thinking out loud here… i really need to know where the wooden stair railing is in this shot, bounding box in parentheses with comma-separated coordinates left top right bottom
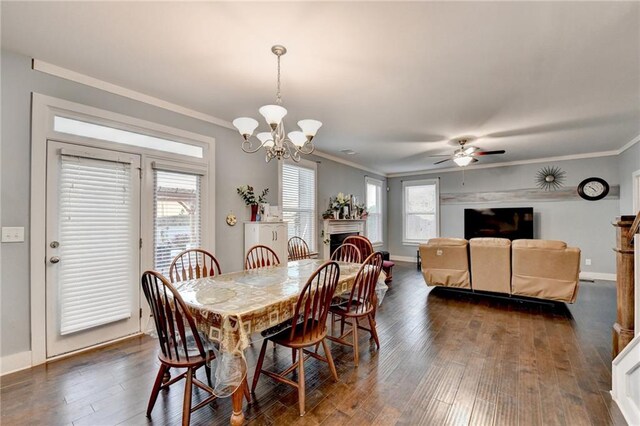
(612, 213, 638, 358)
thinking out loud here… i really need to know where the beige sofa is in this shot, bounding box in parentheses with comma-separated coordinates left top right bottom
(419, 237, 581, 303)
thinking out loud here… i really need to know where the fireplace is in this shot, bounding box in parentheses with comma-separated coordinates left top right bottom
(322, 219, 366, 259)
(330, 232, 358, 257)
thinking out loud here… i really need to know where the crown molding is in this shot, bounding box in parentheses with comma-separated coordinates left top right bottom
(312, 150, 387, 177)
(618, 133, 640, 154)
(32, 59, 235, 130)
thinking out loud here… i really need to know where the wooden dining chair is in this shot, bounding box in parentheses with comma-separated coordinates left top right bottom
(251, 261, 340, 416)
(288, 236, 311, 261)
(169, 248, 222, 283)
(330, 242, 362, 264)
(327, 252, 383, 367)
(343, 235, 374, 259)
(141, 270, 217, 426)
(245, 245, 281, 270)
(344, 235, 394, 283)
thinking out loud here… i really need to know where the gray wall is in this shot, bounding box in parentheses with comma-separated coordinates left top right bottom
(388, 156, 621, 274)
(309, 153, 387, 252)
(0, 49, 385, 358)
(618, 141, 640, 215)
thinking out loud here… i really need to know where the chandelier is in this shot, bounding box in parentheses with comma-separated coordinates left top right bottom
(232, 45, 322, 163)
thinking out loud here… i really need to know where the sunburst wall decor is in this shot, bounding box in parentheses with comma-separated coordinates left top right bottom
(535, 166, 566, 191)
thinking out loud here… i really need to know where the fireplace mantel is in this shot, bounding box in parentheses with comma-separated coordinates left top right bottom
(322, 219, 366, 259)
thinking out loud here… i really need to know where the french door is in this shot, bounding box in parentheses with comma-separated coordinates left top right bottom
(46, 141, 141, 357)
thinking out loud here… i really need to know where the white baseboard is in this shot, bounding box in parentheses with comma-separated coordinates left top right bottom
(390, 255, 417, 263)
(579, 271, 616, 281)
(0, 351, 32, 376)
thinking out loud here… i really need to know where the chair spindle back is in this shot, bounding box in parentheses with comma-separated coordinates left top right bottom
(141, 270, 205, 362)
(345, 252, 383, 315)
(289, 261, 340, 342)
(343, 235, 374, 260)
(331, 243, 362, 264)
(245, 245, 281, 270)
(169, 248, 222, 283)
(288, 236, 311, 261)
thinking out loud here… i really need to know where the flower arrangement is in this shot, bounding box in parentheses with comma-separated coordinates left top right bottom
(331, 192, 350, 210)
(322, 193, 368, 220)
(237, 185, 269, 206)
(355, 203, 368, 219)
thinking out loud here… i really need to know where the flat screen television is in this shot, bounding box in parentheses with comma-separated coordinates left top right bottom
(464, 207, 534, 240)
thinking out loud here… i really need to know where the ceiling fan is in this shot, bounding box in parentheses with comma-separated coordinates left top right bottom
(431, 139, 505, 167)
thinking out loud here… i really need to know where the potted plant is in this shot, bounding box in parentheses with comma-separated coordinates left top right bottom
(237, 185, 269, 221)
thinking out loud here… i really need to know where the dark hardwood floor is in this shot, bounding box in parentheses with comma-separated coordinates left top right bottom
(1, 262, 626, 425)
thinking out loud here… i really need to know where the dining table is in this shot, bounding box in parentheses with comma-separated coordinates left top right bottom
(173, 258, 388, 425)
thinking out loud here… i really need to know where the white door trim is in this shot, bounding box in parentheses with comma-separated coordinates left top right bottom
(30, 93, 216, 366)
(632, 169, 640, 213)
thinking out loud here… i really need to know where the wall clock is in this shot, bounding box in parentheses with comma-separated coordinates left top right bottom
(577, 177, 609, 201)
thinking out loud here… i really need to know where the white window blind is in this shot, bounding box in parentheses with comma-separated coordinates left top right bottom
(282, 162, 316, 251)
(153, 169, 202, 275)
(403, 179, 439, 244)
(366, 177, 383, 245)
(58, 154, 136, 335)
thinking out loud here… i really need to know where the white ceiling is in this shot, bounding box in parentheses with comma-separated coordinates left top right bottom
(2, 1, 639, 174)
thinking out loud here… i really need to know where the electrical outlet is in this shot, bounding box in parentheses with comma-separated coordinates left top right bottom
(2, 227, 25, 243)
(585, 258, 592, 266)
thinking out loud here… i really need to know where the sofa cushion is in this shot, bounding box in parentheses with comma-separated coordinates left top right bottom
(512, 239, 567, 250)
(469, 238, 511, 294)
(425, 238, 468, 247)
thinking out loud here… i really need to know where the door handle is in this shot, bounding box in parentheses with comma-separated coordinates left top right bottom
(50, 256, 61, 264)
(275, 231, 277, 241)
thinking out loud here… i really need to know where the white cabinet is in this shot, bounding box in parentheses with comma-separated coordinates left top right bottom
(244, 222, 288, 265)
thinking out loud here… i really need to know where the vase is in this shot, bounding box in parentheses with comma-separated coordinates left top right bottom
(250, 204, 258, 221)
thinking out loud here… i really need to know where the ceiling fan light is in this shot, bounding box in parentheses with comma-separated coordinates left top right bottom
(453, 155, 474, 167)
(259, 105, 287, 128)
(232, 117, 259, 139)
(288, 131, 307, 146)
(257, 132, 274, 147)
(298, 119, 322, 138)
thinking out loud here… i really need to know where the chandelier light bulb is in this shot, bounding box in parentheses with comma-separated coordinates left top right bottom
(288, 131, 307, 147)
(259, 105, 288, 129)
(257, 132, 274, 148)
(232, 117, 259, 139)
(297, 119, 323, 139)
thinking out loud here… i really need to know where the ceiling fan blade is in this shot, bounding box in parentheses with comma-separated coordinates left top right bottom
(474, 150, 506, 156)
(434, 158, 452, 165)
(427, 154, 453, 157)
(463, 146, 478, 155)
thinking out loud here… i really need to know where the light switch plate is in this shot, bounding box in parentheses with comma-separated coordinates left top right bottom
(2, 227, 25, 243)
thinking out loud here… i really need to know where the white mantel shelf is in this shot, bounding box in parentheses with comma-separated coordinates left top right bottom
(322, 219, 367, 259)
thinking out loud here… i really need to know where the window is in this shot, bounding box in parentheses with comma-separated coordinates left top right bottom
(403, 179, 439, 244)
(365, 177, 383, 245)
(153, 167, 203, 275)
(281, 160, 317, 252)
(54, 116, 204, 158)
